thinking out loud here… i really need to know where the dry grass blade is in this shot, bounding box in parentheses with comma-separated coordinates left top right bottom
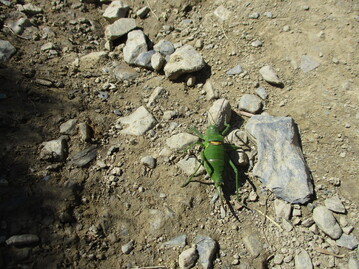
(315, 247, 345, 258)
(145, 0, 159, 21)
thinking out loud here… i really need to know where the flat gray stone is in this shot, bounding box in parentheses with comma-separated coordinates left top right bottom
(105, 18, 136, 41)
(301, 55, 320, 73)
(259, 65, 283, 86)
(249, 12, 260, 19)
(161, 234, 187, 249)
(324, 195, 346, 213)
(164, 45, 205, 80)
(336, 234, 359, 250)
(207, 98, 231, 131)
(245, 115, 313, 204)
(103, 1, 129, 22)
(313, 206, 342, 239)
(243, 233, 263, 258)
(0, 40, 16, 62)
(134, 50, 155, 69)
(19, 3, 42, 15)
(195, 235, 218, 269)
(70, 145, 97, 167)
(154, 40, 175, 56)
(166, 133, 198, 151)
(40, 138, 67, 162)
(78, 123, 92, 142)
(118, 106, 156, 136)
(226, 64, 243, 75)
(177, 157, 205, 176)
(124, 30, 148, 65)
(238, 94, 263, 114)
(256, 87, 268, 99)
(294, 249, 313, 269)
(179, 246, 198, 269)
(6, 234, 39, 246)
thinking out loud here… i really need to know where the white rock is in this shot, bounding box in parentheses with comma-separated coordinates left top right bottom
(117, 106, 156, 136)
(123, 30, 148, 65)
(179, 246, 198, 269)
(204, 80, 219, 101)
(103, 1, 129, 22)
(105, 18, 136, 41)
(40, 138, 67, 161)
(313, 206, 342, 239)
(78, 123, 92, 142)
(238, 94, 263, 114)
(177, 157, 204, 176)
(207, 98, 231, 131)
(259, 65, 283, 86)
(151, 52, 166, 71)
(137, 6, 150, 19)
(166, 133, 198, 151)
(60, 119, 77, 135)
(164, 45, 205, 80)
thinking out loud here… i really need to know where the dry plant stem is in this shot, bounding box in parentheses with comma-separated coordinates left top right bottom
(145, 0, 159, 21)
(252, 207, 283, 231)
(315, 247, 345, 258)
(235, 109, 255, 118)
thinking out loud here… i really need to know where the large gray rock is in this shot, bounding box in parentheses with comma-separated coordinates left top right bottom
(105, 18, 136, 40)
(123, 30, 148, 65)
(195, 235, 218, 269)
(103, 1, 129, 22)
(259, 65, 283, 86)
(117, 106, 156, 136)
(207, 98, 231, 131)
(245, 115, 313, 204)
(313, 206, 342, 239)
(164, 45, 205, 80)
(0, 40, 16, 62)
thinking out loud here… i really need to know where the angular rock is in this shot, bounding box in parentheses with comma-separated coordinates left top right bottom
(7, 18, 32, 35)
(154, 40, 175, 56)
(147, 86, 165, 107)
(105, 18, 136, 41)
(301, 55, 320, 73)
(336, 234, 359, 250)
(203, 80, 219, 101)
(151, 52, 166, 71)
(256, 87, 268, 99)
(112, 62, 139, 81)
(213, 5, 232, 21)
(137, 6, 150, 19)
(245, 115, 313, 204)
(324, 195, 346, 213)
(19, 3, 42, 15)
(121, 240, 134, 254)
(195, 235, 218, 269)
(60, 119, 77, 135)
(161, 234, 187, 249)
(123, 30, 148, 65)
(164, 45, 205, 80)
(103, 1, 129, 22)
(179, 246, 198, 269)
(166, 133, 198, 151)
(259, 65, 283, 86)
(313, 206, 342, 239)
(141, 156, 156, 169)
(70, 145, 97, 167)
(226, 64, 243, 75)
(249, 12, 260, 19)
(0, 40, 16, 62)
(6, 234, 39, 246)
(207, 98, 231, 131)
(118, 106, 156, 136)
(238, 94, 263, 114)
(177, 157, 204, 176)
(243, 233, 263, 258)
(251, 40, 263, 47)
(274, 199, 292, 220)
(134, 50, 155, 69)
(294, 249, 313, 269)
(40, 138, 67, 162)
(78, 123, 92, 142)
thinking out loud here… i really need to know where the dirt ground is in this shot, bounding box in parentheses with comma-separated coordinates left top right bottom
(0, 0, 358, 268)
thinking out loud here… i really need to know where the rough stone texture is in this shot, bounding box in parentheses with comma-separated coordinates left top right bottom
(151, 52, 166, 71)
(213, 5, 232, 21)
(147, 86, 165, 107)
(313, 206, 342, 239)
(78, 123, 92, 142)
(70, 145, 97, 167)
(238, 94, 263, 113)
(112, 62, 139, 81)
(137, 6, 150, 19)
(79, 51, 108, 71)
(140, 156, 156, 169)
(19, 3, 42, 15)
(179, 246, 198, 269)
(245, 115, 313, 204)
(154, 40, 175, 56)
(117, 106, 156, 136)
(60, 119, 77, 135)
(207, 98, 231, 131)
(166, 133, 198, 151)
(7, 18, 32, 35)
(121, 240, 134, 254)
(294, 249, 313, 269)
(40, 138, 67, 162)
(177, 156, 205, 176)
(123, 30, 148, 65)
(105, 18, 136, 40)
(195, 235, 218, 269)
(134, 50, 155, 69)
(164, 45, 205, 80)
(301, 55, 320, 73)
(256, 87, 268, 99)
(103, 1, 129, 22)
(259, 65, 283, 86)
(324, 195, 346, 213)
(243, 233, 263, 258)
(226, 64, 243, 75)
(336, 234, 359, 250)
(348, 257, 359, 269)
(274, 199, 292, 220)
(0, 40, 16, 62)
(6, 234, 39, 246)
(161, 235, 187, 249)
(203, 80, 219, 101)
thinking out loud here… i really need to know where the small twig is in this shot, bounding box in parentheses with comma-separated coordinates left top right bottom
(235, 109, 256, 118)
(145, 0, 159, 21)
(251, 207, 283, 231)
(315, 247, 345, 258)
